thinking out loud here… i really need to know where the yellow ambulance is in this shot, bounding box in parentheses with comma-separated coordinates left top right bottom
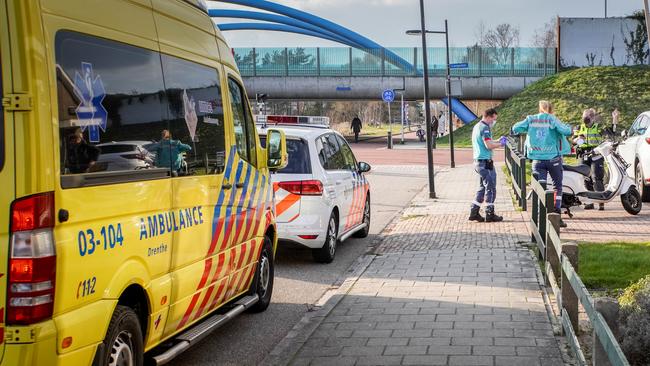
(0, 0, 288, 364)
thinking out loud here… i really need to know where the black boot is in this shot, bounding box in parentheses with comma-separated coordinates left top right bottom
(485, 206, 503, 222)
(468, 206, 485, 222)
(584, 203, 595, 210)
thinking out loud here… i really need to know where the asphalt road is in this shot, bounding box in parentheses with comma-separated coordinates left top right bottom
(166, 164, 428, 366)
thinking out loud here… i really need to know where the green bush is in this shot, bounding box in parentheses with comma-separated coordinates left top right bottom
(618, 275, 650, 365)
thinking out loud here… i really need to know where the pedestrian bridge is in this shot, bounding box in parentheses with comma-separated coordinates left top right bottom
(234, 47, 556, 100)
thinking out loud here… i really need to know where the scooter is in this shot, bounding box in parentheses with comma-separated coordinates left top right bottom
(561, 140, 642, 216)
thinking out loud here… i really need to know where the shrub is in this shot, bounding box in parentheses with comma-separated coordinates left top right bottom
(618, 275, 650, 365)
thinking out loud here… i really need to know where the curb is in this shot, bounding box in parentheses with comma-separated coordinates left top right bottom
(260, 253, 375, 366)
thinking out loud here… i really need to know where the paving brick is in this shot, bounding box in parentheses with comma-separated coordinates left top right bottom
(402, 355, 448, 365)
(472, 346, 517, 356)
(408, 337, 452, 346)
(383, 345, 427, 356)
(367, 338, 409, 346)
(354, 355, 403, 365)
(494, 338, 537, 347)
(375, 322, 414, 330)
(495, 356, 542, 366)
(340, 345, 385, 356)
(427, 345, 472, 355)
(351, 330, 393, 338)
(391, 329, 433, 338)
(449, 355, 494, 365)
(451, 337, 493, 346)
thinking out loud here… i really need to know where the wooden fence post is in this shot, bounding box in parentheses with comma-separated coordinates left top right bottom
(519, 156, 527, 211)
(562, 242, 580, 332)
(546, 213, 561, 286)
(593, 298, 621, 366)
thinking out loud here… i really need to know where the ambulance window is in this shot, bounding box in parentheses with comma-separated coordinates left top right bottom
(161, 55, 226, 176)
(227, 78, 257, 166)
(55, 31, 170, 188)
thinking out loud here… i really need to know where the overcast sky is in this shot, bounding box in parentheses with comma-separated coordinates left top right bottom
(208, 0, 641, 48)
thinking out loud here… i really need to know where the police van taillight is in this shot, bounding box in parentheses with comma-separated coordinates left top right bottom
(8, 192, 56, 325)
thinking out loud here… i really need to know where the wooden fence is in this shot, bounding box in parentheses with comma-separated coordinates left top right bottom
(504, 135, 527, 210)
(529, 178, 629, 366)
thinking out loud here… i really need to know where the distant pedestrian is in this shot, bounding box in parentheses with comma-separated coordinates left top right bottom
(351, 116, 362, 143)
(469, 108, 507, 223)
(438, 112, 447, 137)
(437, 112, 447, 137)
(431, 114, 439, 140)
(612, 107, 620, 132)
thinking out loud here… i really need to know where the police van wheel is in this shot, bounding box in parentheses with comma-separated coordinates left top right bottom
(353, 195, 371, 238)
(247, 235, 274, 313)
(313, 212, 338, 263)
(94, 305, 144, 366)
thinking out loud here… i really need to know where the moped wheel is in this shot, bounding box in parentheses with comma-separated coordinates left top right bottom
(621, 187, 642, 215)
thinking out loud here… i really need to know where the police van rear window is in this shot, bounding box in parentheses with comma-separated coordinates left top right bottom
(260, 136, 311, 174)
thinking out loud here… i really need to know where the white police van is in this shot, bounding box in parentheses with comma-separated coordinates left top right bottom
(258, 116, 371, 263)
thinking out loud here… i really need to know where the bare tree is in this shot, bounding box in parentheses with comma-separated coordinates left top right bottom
(532, 18, 557, 48)
(481, 23, 520, 66)
(474, 21, 487, 46)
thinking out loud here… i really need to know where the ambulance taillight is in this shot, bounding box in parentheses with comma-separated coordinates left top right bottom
(7, 192, 56, 325)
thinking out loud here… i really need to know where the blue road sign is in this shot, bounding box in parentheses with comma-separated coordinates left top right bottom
(449, 62, 469, 69)
(382, 89, 395, 102)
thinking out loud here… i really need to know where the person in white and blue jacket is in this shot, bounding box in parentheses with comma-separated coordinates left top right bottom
(512, 100, 572, 227)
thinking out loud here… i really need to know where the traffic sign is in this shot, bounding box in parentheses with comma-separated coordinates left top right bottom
(449, 62, 469, 69)
(382, 89, 395, 102)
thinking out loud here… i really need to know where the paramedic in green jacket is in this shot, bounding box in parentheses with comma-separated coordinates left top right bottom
(512, 101, 572, 227)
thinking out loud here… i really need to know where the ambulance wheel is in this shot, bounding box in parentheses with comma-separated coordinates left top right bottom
(313, 212, 338, 263)
(353, 195, 371, 238)
(247, 235, 274, 313)
(94, 305, 143, 366)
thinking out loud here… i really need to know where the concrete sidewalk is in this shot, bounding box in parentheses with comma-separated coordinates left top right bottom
(267, 164, 570, 366)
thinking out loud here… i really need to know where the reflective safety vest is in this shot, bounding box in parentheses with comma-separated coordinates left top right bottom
(575, 123, 603, 148)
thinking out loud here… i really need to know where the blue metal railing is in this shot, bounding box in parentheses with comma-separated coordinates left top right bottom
(233, 47, 556, 77)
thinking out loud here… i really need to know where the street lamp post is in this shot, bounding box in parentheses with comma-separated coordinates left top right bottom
(444, 20, 455, 168)
(406, 0, 436, 199)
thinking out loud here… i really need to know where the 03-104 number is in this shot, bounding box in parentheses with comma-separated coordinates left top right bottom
(78, 223, 124, 257)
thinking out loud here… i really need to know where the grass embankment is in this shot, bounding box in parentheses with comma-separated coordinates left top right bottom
(438, 66, 650, 148)
(579, 242, 650, 292)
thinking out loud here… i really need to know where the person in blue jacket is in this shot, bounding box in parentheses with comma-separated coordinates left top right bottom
(512, 100, 572, 227)
(469, 108, 507, 223)
(153, 129, 192, 176)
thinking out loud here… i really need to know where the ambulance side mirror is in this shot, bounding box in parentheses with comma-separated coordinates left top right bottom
(266, 129, 288, 171)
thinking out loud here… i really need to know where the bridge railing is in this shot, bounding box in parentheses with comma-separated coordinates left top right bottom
(234, 47, 556, 77)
